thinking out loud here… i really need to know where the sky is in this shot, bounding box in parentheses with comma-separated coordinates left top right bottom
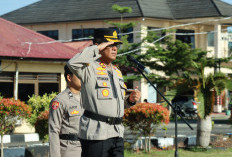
(0, 0, 40, 15)
(0, 0, 232, 15)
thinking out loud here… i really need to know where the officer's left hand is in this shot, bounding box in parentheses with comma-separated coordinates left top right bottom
(129, 86, 141, 103)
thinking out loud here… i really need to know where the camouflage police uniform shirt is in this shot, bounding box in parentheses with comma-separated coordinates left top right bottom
(49, 88, 83, 157)
(67, 45, 129, 140)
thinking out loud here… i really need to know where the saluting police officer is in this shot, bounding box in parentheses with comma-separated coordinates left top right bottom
(67, 28, 141, 157)
(49, 65, 83, 157)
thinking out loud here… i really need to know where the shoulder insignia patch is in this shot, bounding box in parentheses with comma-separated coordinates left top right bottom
(52, 101, 59, 110)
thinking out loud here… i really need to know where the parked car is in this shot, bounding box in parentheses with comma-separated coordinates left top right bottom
(171, 95, 198, 119)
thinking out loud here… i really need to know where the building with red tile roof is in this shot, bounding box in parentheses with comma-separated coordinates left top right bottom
(64, 40, 93, 52)
(0, 18, 82, 102)
(0, 18, 79, 60)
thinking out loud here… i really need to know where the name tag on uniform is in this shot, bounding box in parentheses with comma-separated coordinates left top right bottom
(97, 77, 109, 81)
(69, 106, 77, 109)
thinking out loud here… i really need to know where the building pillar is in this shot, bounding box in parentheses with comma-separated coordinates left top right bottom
(213, 24, 222, 113)
(14, 63, 19, 100)
(214, 24, 222, 59)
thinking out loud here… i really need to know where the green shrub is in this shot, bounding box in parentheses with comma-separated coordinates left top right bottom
(35, 110, 49, 141)
(27, 92, 56, 126)
(124, 141, 132, 151)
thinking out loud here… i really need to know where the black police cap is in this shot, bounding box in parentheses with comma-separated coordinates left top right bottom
(94, 28, 122, 44)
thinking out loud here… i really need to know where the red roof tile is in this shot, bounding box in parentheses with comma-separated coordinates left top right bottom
(64, 40, 93, 51)
(0, 18, 79, 60)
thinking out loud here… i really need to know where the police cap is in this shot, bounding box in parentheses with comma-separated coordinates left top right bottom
(93, 28, 122, 44)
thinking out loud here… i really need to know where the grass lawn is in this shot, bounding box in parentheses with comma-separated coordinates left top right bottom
(124, 148, 232, 157)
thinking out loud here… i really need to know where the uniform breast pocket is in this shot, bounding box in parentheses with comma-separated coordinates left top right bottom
(119, 81, 127, 100)
(68, 107, 81, 125)
(96, 80, 113, 99)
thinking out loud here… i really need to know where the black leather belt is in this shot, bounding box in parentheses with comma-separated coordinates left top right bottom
(83, 110, 123, 125)
(59, 134, 79, 141)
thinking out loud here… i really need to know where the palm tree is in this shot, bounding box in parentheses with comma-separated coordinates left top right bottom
(195, 73, 228, 147)
(175, 55, 231, 147)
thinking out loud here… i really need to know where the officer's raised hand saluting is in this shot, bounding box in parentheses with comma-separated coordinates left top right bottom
(67, 28, 141, 157)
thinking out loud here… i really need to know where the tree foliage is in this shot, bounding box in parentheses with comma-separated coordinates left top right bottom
(138, 30, 232, 118)
(106, 4, 143, 84)
(112, 4, 132, 14)
(111, 4, 132, 24)
(110, 4, 232, 119)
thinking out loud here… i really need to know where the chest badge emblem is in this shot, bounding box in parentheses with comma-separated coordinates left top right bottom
(102, 89, 109, 97)
(71, 110, 79, 115)
(102, 82, 108, 87)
